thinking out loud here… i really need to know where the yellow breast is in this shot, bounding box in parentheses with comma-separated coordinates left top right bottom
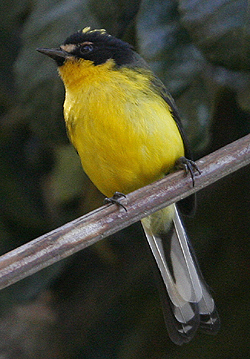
(59, 59, 184, 197)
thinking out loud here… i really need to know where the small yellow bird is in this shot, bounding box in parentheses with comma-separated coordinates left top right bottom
(38, 27, 219, 344)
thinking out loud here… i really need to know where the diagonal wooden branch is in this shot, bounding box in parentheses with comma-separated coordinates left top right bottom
(0, 134, 249, 291)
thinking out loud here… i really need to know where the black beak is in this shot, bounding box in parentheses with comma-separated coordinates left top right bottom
(36, 48, 69, 66)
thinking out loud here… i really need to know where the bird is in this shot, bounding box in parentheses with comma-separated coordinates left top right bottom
(37, 27, 220, 345)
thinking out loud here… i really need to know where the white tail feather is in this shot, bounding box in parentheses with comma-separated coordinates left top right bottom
(141, 204, 219, 343)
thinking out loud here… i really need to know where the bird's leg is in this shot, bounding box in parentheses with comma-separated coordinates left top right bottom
(104, 191, 127, 211)
(175, 157, 201, 187)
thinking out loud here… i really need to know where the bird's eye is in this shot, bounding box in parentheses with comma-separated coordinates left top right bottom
(79, 44, 94, 54)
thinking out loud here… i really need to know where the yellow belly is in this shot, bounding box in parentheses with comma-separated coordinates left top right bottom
(62, 64, 184, 197)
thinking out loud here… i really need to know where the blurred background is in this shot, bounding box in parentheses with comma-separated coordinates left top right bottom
(0, 0, 250, 357)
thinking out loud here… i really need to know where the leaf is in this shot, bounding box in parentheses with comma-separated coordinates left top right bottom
(0, 0, 30, 110)
(89, 0, 142, 38)
(178, 0, 250, 71)
(46, 144, 87, 205)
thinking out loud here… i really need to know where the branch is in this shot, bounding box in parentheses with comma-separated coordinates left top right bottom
(0, 134, 249, 290)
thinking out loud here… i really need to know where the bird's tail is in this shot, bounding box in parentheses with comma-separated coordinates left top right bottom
(141, 204, 220, 345)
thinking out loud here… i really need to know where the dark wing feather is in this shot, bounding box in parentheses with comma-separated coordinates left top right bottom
(150, 76, 196, 215)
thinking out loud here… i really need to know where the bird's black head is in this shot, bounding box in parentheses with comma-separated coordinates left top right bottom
(37, 27, 136, 67)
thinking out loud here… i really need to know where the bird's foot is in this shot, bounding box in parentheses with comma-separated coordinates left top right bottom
(175, 157, 201, 187)
(104, 192, 127, 211)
